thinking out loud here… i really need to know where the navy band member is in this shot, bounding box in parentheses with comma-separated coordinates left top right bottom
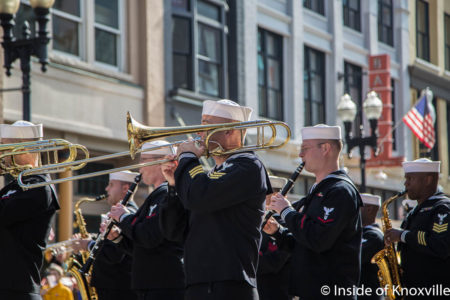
(359, 193, 383, 300)
(74, 171, 138, 300)
(258, 176, 292, 300)
(160, 99, 272, 300)
(108, 141, 185, 300)
(266, 124, 363, 300)
(0, 121, 59, 300)
(385, 159, 450, 298)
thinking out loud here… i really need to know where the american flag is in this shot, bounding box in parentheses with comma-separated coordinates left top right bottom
(402, 94, 435, 149)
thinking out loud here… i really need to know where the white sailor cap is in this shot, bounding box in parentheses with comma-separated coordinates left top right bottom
(269, 176, 288, 190)
(109, 170, 139, 183)
(301, 124, 341, 141)
(402, 158, 440, 173)
(361, 193, 381, 207)
(141, 140, 176, 156)
(202, 99, 253, 122)
(0, 120, 43, 139)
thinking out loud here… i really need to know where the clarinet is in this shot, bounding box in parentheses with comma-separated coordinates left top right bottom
(79, 174, 142, 275)
(262, 162, 305, 228)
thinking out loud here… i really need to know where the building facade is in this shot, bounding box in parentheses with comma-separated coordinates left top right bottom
(163, 0, 414, 210)
(0, 0, 165, 237)
(408, 0, 450, 193)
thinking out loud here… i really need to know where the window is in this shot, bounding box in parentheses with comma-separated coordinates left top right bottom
(416, 0, 429, 61)
(303, 0, 325, 16)
(344, 62, 363, 135)
(258, 28, 283, 120)
(75, 162, 112, 196)
(95, 0, 120, 66)
(445, 14, 450, 70)
(52, 0, 124, 68)
(171, 0, 227, 97)
(304, 46, 325, 126)
(343, 0, 360, 31)
(378, 0, 393, 46)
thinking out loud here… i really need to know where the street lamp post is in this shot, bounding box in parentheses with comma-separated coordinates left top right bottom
(337, 91, 383, 192)
(0, 0, 54, 121)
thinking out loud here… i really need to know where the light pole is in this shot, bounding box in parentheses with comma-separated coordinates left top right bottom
(337, 91, 383, 192)
(0, 0, 54, 121)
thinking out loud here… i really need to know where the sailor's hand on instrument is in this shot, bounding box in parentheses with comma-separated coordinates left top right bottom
(72, 238, 91, 252)
(110, 203, 129, 222)
(263, 217, 279, 235)
(384, 228, 402, 245)
(162, 154, 178, 186)
(268, 192, 291, 214)
(107, 225, 121, 241)
(177, 138, 205, 158)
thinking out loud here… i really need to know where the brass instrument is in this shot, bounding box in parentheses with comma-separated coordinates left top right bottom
(44, 239, 78, 257)
(17, 112, 291, 190)
(371, 190, 407, 300)
(0, 138, 89, 177)
(66, 194, 106, 300)
(127, 111, 291, 159)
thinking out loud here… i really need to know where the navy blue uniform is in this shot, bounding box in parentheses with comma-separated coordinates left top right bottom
(91, 200, 138, 300)
(398, 191, 450, 299)
(117, 183, 185, 300)
(0, 175, 59, 300)
(257, 229, 292, 300)
(160, 151, 271, 300)
(360, 223, 383, 300)
(275, 170, 362, 299)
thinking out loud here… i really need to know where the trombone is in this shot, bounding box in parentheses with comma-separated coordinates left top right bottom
(17, 112, 291, 190)
(0, 139, 89, 177)
(127, 112, 291, 159)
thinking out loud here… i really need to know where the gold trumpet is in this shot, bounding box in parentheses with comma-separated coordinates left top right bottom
(16, 112, 291, 190)
(0, 138, 89, 177)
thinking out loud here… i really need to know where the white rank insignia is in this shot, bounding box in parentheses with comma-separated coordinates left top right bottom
(220, 162, 234, 170)
(3, 190, 16, 197)
(148, 204, 157, 217)
(323, 207, 334, 220)
(433, 213, 448, 233)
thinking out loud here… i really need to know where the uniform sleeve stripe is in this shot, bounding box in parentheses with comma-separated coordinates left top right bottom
(208, 172, 226, 179)
(417, 231, 427, 246)
(188, 165, 203, 176)
(190, 170, 204, 179)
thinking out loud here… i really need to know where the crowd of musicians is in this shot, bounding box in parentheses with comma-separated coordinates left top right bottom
(0, 99, 449, 300)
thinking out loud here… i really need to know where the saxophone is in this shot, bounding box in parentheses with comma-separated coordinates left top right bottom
(67, 194, 106, 300)
(371, 190, 407, 300)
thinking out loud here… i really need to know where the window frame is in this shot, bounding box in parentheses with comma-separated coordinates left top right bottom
(343, 0, 361, 32)
(50, 0, 126, 71)
(416, 0, 430, 61)
(304, 46, 326, 126)
(378, 0, 394, 46)
(257, 27, 284, 121)
(171, 0, 228, 98)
